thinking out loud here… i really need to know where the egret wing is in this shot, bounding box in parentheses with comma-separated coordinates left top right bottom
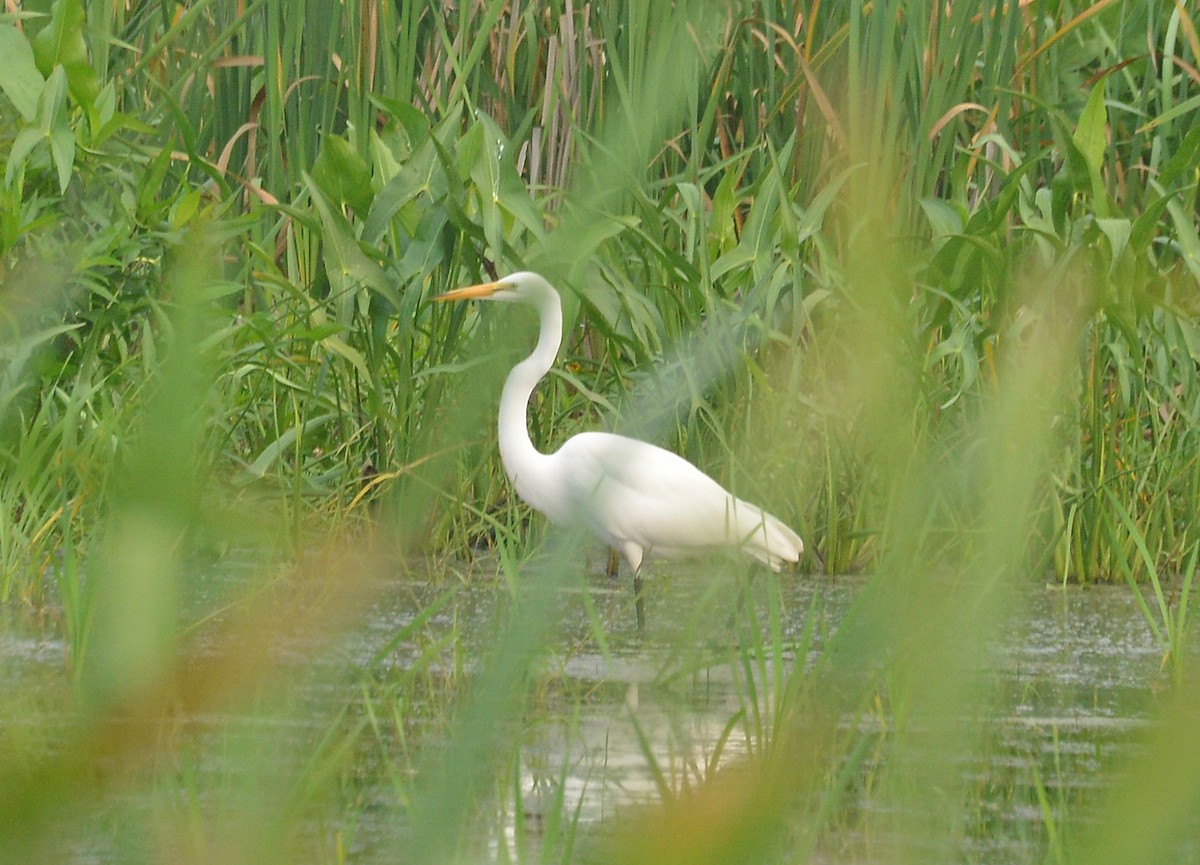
(556, 432, 749, 555)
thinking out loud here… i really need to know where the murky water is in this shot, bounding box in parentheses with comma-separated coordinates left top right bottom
(343, 565, 1173, 863)
(0, 561, 1184, 863)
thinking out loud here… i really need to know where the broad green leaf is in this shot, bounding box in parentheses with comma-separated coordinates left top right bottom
(461, 114, 545, 261)
(794, 164, 855, 243)
(48, 116, 75, 193)
(1071, 74, 1110, 217)
(1166, 197, 1200, 285)
(460, 122, 504, 259)
(1095, 218, 1131, 272)
(320, 334, 371, 380)
(168, 187, 204, 230)
(4, 127, 41, 188)
(1072, 78, 1108, 173)
(920, 198, 964, 243)
(395, 207, 449, 282)
(312, 131, 374, 219)
(34, 65, 76, 191)
(31, 0, 99, 112)
(304, 173, 402, 318)
(708, 153, 748, 256)
(136, 143, 175, 222)
(1130, 187, 1176, 253)
(37, 63, 69, 126)
(712, 163, 781, 281)
(0, 25, 45, 121)
(676, 181, 703, 262)
(363, 136, 445, 245)
(478, 113, 543, 240)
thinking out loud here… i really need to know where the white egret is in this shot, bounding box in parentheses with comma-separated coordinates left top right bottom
(434, 272, 803, 622)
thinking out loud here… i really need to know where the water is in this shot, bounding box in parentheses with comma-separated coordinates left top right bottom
(0, 560, 1184, 863)
(342, 565, 1173, 863)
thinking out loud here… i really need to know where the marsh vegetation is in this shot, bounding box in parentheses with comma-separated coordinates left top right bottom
(2, 1, 1199, 863)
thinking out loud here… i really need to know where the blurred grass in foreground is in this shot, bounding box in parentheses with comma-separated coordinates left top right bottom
(2, 0, 1200, 863)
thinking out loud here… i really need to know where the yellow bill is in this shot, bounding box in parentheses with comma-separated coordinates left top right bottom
(432, 280, 507, 302)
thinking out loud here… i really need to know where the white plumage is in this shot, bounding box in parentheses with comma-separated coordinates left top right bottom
(435, 271, 803, 583)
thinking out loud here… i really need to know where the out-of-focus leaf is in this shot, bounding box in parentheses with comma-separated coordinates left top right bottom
(3, 67, 73, 191)
(305, 174, 402, 318)
(1071, 74, 1110, 217)
(711, 166, 781, 281)
(48, 117, 75, 194)
(1095, 217, 1131, 273)
(1158, 123, 1200, 190)
(462, 115, 545, 262)
(478, 114, 544, 240)
(4, 128, 41, 189)
(1130, 187, 1176, 254)
(363, 136, 445, 245)
(921, 198, 964, 244)
(31, 0, 99, 112)
(0, 25, 45, 121)
(313, 132, 375, 219)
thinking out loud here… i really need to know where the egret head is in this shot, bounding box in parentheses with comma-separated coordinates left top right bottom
(432, 271, 553, 305)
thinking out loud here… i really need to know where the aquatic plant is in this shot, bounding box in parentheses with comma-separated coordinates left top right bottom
(1, 1, 1199, 863)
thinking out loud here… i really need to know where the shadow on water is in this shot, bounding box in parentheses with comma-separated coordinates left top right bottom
(0, 557, 1180, 864)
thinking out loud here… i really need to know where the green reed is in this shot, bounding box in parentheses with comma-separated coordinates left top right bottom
(3, 0, 1200, 863)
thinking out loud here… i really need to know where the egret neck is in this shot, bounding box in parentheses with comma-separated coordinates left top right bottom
(496, 281, 562, 514)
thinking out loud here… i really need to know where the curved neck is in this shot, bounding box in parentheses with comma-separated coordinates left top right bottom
(498, 288, 563, 486)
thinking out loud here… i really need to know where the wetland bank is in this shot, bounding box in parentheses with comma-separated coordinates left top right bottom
(4, 1, 1200, 863)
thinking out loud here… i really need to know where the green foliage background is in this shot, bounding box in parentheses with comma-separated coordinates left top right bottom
(2, 1, 1200, 863)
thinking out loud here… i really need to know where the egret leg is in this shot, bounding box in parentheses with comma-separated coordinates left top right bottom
(606, 548, 620, 580)
(726, 565, 758, 637)
(633, 567, 646, 631)
(621, 543, 646, 632)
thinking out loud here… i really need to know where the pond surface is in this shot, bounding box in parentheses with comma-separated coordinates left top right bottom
(338, 564, 1174, 863)
(0, 560, 1185, 864)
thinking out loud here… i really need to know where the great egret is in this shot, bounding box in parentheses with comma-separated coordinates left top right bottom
(434, 272, 803, 623)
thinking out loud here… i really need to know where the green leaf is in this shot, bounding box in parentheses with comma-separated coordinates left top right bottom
(362, 135, 445, 245)
(920, 198, 964, 243)
(394, 207, 449, 282)
(320, 334, 371, 380)
(1137, 92, 1200, 133)
(4, 127, 42, 189)
(304, 173, 402, 319)
(1129, 187, 1176, 254)
(460, 122, 504, 259)
(31, 0, 99, 112)
(167, 187, 204, 230)
(312, 132, 375, 219)
(1072, 80, 1108, 173)
(1095, 217, 1130, 274)
(711, 162, 781, 281)
(1158, 123, 1200, 190)
(38, 63, 68, 124)
(479, 114, 544, 240)
(0, 25, 45, 121)
(794, 163, 855, 243)
(1071, 74, 1110, 217)
(708, 154, 749, 255)
(1166, 197, 1200, 285)
(48, 116, 75, 193)
(461, 114, 544, 261)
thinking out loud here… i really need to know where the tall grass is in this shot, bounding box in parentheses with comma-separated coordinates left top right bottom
(2, 0, 1200, 862)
